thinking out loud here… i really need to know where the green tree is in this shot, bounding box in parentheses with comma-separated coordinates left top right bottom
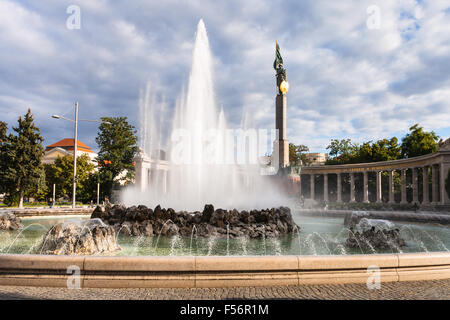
(401, 124, 439, 158)
(0, 121, 7, 193)
(326, 139, 359, 164)
(96, 117, 138, 198)
(356, 138, 401, 163)
(32, 166, 48, 202)
(289, 143, 309, 165)
(45, 154, 95, 202)
(0, 121, 6, 143)
(1, 109, 44, 208)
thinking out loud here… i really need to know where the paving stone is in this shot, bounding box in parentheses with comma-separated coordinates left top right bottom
(0, 280, 449, 300)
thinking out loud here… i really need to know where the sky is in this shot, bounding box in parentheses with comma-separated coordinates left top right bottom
(0, 0, 449, 153)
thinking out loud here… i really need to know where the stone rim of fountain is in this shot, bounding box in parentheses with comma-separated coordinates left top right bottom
(0, 251, 449, 288)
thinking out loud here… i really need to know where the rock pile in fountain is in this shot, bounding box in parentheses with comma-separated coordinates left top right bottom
(346, 218, 406, 250)
(91, 204, 298, 239)
(37, 219, 121, 255)
(0, 213, 23, 231)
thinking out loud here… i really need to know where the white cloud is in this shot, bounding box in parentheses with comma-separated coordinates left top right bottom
(0, 0, 448, 153)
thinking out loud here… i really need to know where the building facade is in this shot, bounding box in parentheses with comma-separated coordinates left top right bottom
(42, 138, 97, 165)
(298, 138, 450, 205)
(304, 153, 328, 166)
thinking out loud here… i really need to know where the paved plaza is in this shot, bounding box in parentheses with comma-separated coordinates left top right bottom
(0, 280, 448, 300)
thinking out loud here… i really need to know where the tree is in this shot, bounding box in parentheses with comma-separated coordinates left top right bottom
(401, 124, 439, 158)
(326, 139, 359, 164)
(289, 143, 309, 165)
(356, 138, 401, 163)
(96, 117, 138, 197)
(44, 154, 95, 202)
(0, 121, 8, 194)
(1, 109, 44, 208)
(0, 121, 6, 143)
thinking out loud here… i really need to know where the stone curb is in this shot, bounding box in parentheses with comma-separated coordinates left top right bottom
(0, 252, 449, 288)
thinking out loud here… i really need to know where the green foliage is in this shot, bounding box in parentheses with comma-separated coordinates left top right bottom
(401, 124, 439, 158)
(356, 138, 401, 163)
(96, 117, 138, 197)
(77, 172, 101, 204)
(0, 121, 6, 143)
(0, 121, 8, 193)
(325, 124, 438, 165)
(30, 166, 48, 201)
(0, 109, 44, 207)
(327, 139, 358, 158)
(289, 143, 309, 165)
(44, 154, 95, 201)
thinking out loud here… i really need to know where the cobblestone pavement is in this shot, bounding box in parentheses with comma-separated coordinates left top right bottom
(0, 280, 449, 300)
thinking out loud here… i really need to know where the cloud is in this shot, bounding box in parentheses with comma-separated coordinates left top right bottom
(0, 0, 449, 154)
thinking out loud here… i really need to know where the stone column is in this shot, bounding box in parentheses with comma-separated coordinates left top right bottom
(400, 169, 407, 204)
(337, 173, 342, 203)
(363, 171, 369, 203)
(422, 166, 429, 204)
(310, 174, 315, 200)
(376, 171, 382, 203)
(432, 165, 438, 204)
(440, 162, 450, 205)
(133, 156, 148, 191)
(412, 167, 418, 204)
(323, 174, 328, 203)
(349, 173, 355, 202)
(298, 174, 302, 199)
(388, 170, 395, 204)
(275, 73, 289, 167)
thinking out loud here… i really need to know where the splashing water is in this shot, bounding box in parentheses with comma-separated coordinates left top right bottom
(169, 235, 183, 256)
(121, 19, 291, 211)
(206, 236, 217, 256)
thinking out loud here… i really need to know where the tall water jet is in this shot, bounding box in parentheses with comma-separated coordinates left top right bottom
(123, 19, 291, 211)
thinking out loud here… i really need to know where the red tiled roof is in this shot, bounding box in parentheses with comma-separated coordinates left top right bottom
(45, 138, 93, 153)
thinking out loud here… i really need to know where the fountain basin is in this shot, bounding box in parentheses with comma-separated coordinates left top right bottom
(1, 214, 449, 255)
(0, 213, 449, 287)
(0, 252, 449, 288)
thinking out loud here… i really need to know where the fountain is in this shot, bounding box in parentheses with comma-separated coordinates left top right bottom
(92, 203, 298, 239)
(37, 219, 120, 255)
(0, 19, 449, 289)
(123, 19, 290, 212)
(0, 212, 23, 231)
(346, 218, 406, 251)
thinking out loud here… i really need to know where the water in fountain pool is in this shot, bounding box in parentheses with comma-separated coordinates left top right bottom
(1, 214, 449, 256)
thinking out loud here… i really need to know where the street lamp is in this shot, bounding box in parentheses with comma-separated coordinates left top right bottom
(52, 102, 106, 209)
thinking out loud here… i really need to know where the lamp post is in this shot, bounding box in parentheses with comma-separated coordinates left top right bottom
(52, 102, 106, 209)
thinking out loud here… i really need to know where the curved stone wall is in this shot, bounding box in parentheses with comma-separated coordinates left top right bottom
(0, 252, 449, 288)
